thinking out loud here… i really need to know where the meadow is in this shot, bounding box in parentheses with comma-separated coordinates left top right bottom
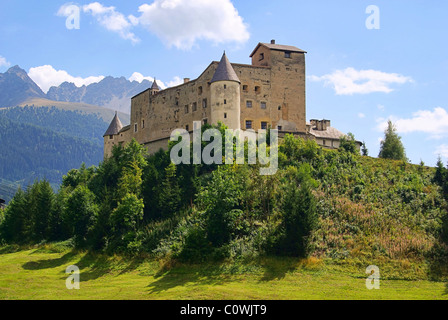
(0, 244, 446, 300)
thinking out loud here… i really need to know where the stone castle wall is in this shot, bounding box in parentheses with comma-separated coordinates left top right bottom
(104, 42, 308, 157)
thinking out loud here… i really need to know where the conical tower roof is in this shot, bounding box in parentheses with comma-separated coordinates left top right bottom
(103, 112, 123, 137)
(210, 52, 240, 84)
(151, 78, 160, 90)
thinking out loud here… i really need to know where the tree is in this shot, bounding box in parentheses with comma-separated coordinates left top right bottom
(31, 180, 55, 242)
(339, 133, 359, 155)
(379, 121, 407, 161)
(0, 188, 29, 243)
(361, 141, 369, 156)
(64, 185, 98, 248)
(278, 165, 318, 257)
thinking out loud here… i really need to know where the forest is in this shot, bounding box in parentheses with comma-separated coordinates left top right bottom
(0, 107, 106, 198)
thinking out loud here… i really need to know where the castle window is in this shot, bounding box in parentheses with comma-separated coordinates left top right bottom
(261, 122, 268, 130)
(278, 125, 282, 131)
(185, 105, 189, 114)
(246, 101, 252, 108)
(224, 99, 227, 105)
(259, 53, 264, 61)
(198, 86, 203, 95)
(278, 106, 282, 111)
(109, 135, 113, 140)
(175, 98, 179, 106)
(202, 99, 207, 108)
(192, 102, 197, 112)
(224, 113, 227, 119)
(134, 124, 138, 133)
(285, 51, 292, 58)
(142, 120, 145, 129)
(243, 85, 248, 92)
(261, 102, 267, 109)
(323, 140, 327, 146)
(203, 118, 208, 125)
(224, 84, 227, 89)
(255, 86, 261, 94)
(186, 124, 189, 131)
(246, 120, 253, 129)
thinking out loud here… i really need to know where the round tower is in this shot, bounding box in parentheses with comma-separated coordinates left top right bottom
(103, 111, 123, 159)
(210, 52, 241, 130)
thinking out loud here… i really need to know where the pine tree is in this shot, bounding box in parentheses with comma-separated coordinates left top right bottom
(379, 120, 407, 161)
(32, 180, 54, 242)
(65, 185, 98, 248)
(158, 163, 182, 218)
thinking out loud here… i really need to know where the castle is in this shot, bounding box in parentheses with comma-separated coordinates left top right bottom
(104, 40, 359, 158)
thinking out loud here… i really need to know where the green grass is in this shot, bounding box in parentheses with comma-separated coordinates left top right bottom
(0, 245, 446, 300)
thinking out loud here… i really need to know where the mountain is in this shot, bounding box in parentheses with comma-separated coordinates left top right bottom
(0, 66, 46, 108)
(47, 76, 152, 114)
(0, 65, 152, 115)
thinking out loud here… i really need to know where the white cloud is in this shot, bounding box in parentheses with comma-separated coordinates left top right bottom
(136, 0, 250, 50)
(0, 55, 10, 68)
(358, 113, 366, 119)
(166, 76, 183, 88)
(82, 2, 140, 44)
(376, 107, 448, 138)
(129, 72, 154, 83)
(129, 72, 184, 89)
(57, 3, 76, 17)
(435, 145, 448, 159)
(28, 65, 105, 93)
(309, 67, 413, 95)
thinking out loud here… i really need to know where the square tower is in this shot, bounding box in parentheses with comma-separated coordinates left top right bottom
(250, 40, 307, 132)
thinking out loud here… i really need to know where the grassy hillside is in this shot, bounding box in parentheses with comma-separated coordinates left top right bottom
(17, 98, 130, 124)
(1, 132, 447, 300)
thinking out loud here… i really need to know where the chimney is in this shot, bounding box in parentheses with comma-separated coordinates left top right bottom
(184, 78, 190, 83)
(271, 39, 276, 44)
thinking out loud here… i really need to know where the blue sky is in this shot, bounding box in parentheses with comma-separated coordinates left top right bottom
(0, 0, 447, 166)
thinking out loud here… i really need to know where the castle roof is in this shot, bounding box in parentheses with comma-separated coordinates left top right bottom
(151, 78, 160, 90)
(103, 112, 123, 137)
(250, 42, 307, 57)
(308, 125, 345, 140)
(210, 52, 240, 84)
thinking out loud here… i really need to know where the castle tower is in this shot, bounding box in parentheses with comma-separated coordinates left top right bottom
(103, 111, 123, 158)
(150, 78, 160, 96)
(210, 52, 241, 130)
(249, 40, 307, 132)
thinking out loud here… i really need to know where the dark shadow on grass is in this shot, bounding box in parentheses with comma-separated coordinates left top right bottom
(258, 256, 300, 282)
(146, 263, 231, 295)
(22, 249, 144, 282)
(22, 251, 78, 270)
(66, 252, 145, 282)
